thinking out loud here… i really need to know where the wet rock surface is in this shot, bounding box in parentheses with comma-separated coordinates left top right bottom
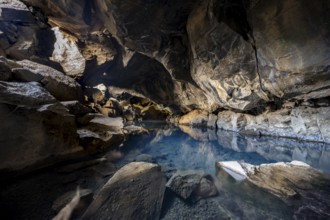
(217, 161, 330, 219)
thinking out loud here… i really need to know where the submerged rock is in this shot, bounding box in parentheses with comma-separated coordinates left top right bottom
(82, 162, 166, 220)
(166, 170, 218, 201)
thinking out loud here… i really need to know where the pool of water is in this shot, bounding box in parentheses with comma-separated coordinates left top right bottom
(120, 122, 330, 173)
(1, 122, 329, 219)
(119, 122, 330, 219)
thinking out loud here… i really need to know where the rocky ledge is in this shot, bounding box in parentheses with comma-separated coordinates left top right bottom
(178, 102, 330, 143)
(217, 160, 330, 219)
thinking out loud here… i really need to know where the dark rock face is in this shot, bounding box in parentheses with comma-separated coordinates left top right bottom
(0, 103, 82, 171)
(12, 0, 330, 112)
(0, 0, 55, 60)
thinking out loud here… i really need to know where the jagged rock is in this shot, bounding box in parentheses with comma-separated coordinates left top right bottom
(12, 59, 83, 101)
(166, 170, 218, 201)
(82, 162, 166, 220)
(61, 101, 92, 116)
(217, 106, 330, 143)
(217, 160, 330, 219)
(0, 81, 56, 106)
(50, 27, 85, 77)
(0, 0, 55, 60)
(179, 110, 209, 127)
(0, 103, 81, 171)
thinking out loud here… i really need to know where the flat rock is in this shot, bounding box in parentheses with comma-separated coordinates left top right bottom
(82, 162, 166, 220)
(0, 81, 56, 106)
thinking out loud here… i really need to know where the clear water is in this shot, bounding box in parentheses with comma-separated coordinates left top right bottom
(1, 122, 329, 219)
(119, 122, 330, 220)
(120, 122, 330, 174)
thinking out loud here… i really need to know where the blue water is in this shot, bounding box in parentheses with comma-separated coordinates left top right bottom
(118, 122, 330, 219)
(120, 122, 330, 173)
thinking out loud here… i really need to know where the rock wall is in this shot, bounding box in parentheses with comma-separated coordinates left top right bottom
(2, 0, 330, 140)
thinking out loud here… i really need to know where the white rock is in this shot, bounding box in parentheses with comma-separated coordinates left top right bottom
(217, 161, 247, 181)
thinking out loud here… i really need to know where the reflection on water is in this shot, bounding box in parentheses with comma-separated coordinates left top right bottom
(121, 123, 330, 173)
(120, 122, 330, 219)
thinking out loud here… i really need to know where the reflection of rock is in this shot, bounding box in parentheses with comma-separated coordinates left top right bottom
(124, 125, 149, 135)
(217, 106, 330, 143)
(217, 129, 330, 172)
(217, 161, 330, 219)
(166, 170, 218, 201)
(179, 125, 210, 141)
(82, 162, 166, 220)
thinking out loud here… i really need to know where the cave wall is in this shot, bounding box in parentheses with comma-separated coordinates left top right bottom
(7, 0, 330, 113)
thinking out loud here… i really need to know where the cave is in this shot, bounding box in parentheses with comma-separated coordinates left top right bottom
(0, 0, 330, 219)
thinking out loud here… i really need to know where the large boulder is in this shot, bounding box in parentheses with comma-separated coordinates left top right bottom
(217, 160, 330, 219)
(82, 162, 166, 220)
(12, 59, 83, 101)
(166, 170, 218, 201)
